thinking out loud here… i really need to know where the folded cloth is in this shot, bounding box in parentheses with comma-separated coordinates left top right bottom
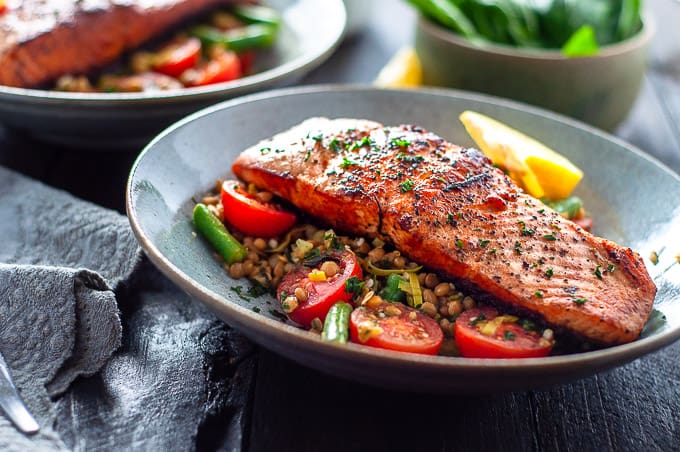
(0, 166, 139, 450)
(0, 266, 121, 451)
(0, 166, 255, 451)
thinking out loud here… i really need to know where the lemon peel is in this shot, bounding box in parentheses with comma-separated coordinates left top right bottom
(374, 47, 422, 88)
(459, 111, 583, 200)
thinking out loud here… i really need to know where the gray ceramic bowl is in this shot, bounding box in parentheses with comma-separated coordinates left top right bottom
(127, 86, 680, 393)
(0, 0, 345, 149)
(415, 15, 654, 131)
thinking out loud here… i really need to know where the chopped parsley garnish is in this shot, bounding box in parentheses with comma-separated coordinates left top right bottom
(390, 138, 412, 147)
(514, 241, 522, 254)
(521, 225, 535, 236)
(328, 138, 342, 152)
(538, 208, 545, 214)
(345, 276, 364, 297)
(488, 248, 497, 254)
(230, 286, 251, 301)
(324, 232, 344, 250)
(594, 265, 603, 280)
(340, 157, 359, 168)
(304, 150, 311, 162)
(303, 248, 321, 261)
(311, 133, 323, 142)
(469, 313, 486, 326)
(252, 307, 261, 313)
(247, 282, 270, 298)
(447, 213, 456, 225)
(347, 136, 374, 151)
(535, 290, 544, 298)
(545, 268, 554, 278)
(543, 234, 557, 241)
(479, 239, 490, 248)
(455, 239, 464, 248)
(607, 264, 616, 273)
(259, 147, 271, 155)
(504, 331, 516, 341)
(399, 179, 415, 192)
(573, 297, 588, 305)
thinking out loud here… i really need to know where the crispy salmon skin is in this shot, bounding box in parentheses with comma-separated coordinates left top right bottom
(232, 118, 656, 346)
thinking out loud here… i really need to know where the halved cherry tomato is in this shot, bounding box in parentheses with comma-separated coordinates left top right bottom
(238, 50, 256, 74)
(349, 301, 443, 355)
(0, 1, 7, 14)
(277, 250, 362, 327)
(220, 180, 296, 237)
(454, 307, 553, 358)
(152, 37, 201, 78)
(181, 48, 241, 87)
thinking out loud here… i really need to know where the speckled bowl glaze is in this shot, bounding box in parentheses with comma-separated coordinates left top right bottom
(127, 86, 680, 393)
(0, 0, 346, 149)
(415, 16, 654, 131)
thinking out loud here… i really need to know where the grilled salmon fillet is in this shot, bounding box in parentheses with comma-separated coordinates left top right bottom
(0, 0, 236, 88)
(232, 118, 656, 346)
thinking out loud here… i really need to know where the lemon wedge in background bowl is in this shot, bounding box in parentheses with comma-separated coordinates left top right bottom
(374, 47, 422, 88)
(459, 111, 583, 200)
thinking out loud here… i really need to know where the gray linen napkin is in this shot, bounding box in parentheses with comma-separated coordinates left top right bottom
(0, 166, 139, 450)
(0, 166, 254, 451)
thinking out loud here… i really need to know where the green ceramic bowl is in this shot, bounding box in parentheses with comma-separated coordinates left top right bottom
(415, 15, 654, 131)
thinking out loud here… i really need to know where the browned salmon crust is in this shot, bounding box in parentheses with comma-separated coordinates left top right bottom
(0, 0, 236, 88)
(232, 118, 657, 346)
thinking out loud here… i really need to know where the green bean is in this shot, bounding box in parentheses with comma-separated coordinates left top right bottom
(190, 24, 277, 53)
(193, 203, 248, 264)
(232, 4, 281, 28)
(322, 302, 352, 344)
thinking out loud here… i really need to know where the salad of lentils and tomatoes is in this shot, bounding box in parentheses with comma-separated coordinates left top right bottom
(193, 179, 558, 358)
(55, 4, 279, 93)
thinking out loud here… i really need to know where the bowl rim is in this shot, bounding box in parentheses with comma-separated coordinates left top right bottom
(416, 12, 655, 60)
(0, 0, 346, 105)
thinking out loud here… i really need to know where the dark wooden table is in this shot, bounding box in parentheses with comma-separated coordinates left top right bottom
(2, 1, 679, 450)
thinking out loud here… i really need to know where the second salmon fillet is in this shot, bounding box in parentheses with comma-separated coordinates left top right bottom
(232, 118, 656, 346)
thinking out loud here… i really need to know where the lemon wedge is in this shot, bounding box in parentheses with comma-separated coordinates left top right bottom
(374, 47, 422, 88)
(459, 111, 583, 200)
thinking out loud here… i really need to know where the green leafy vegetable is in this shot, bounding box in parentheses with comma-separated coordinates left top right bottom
(380, 274, 407, 302)
(407, 0, 644, 55)
(561, 25, 599, 57)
